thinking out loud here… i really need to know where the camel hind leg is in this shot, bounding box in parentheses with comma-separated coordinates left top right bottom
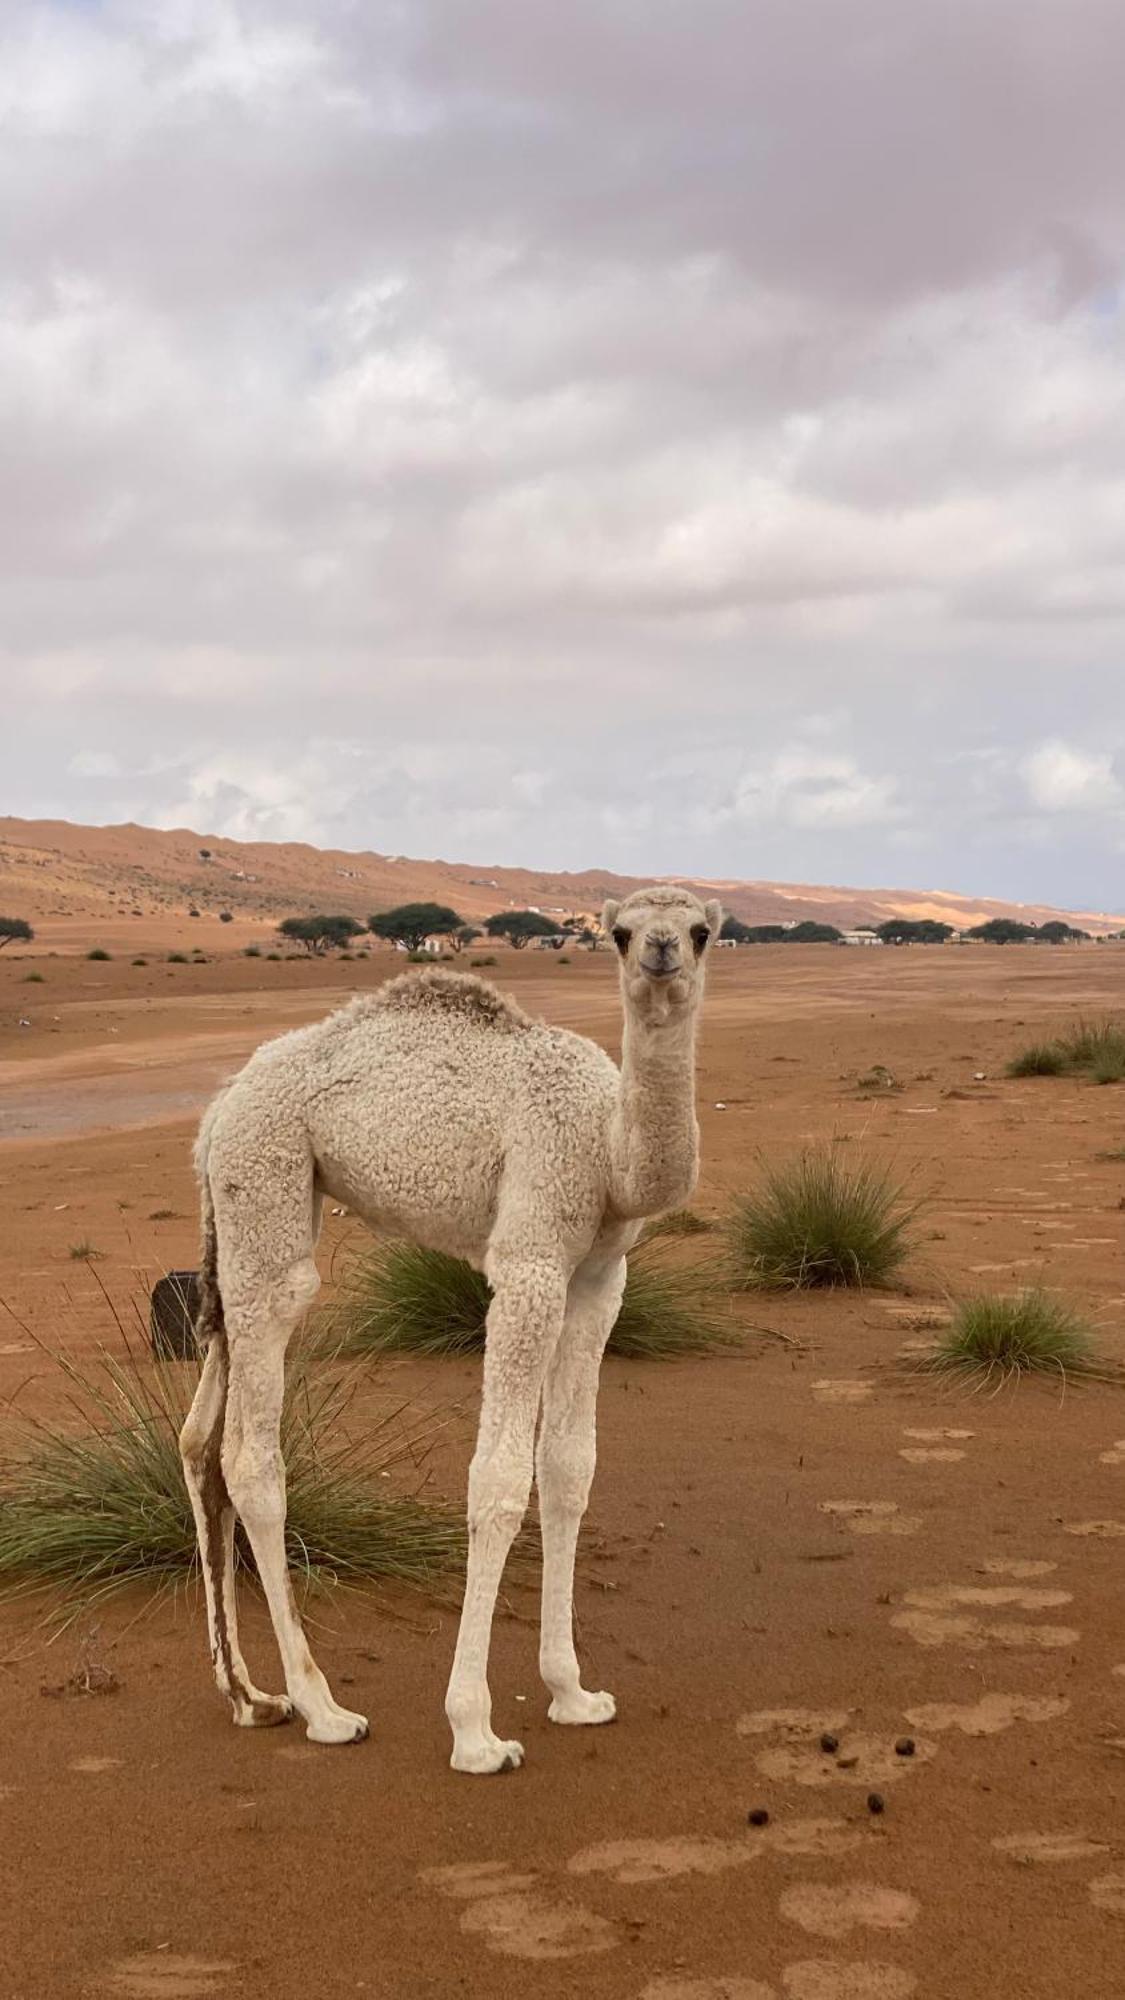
(179, 1338, 293, 1727)
(220, 1251, 369, 1746)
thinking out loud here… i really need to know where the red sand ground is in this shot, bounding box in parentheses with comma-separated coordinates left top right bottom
(1, 941, 1124, 2000)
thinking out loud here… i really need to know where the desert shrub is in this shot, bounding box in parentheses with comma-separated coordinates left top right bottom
(218, 911, 233, 924)
(1007, 1043, 1067, 1077)
(1094, 1145, 1125, 1162)
(168, 952, 188, 964)
(131, 957, 147, 967)
(68, 1242, 101, 1261)
(243, 945, 261, 958)
(326, 1239, 733, 1361)
(0, 1340, 466, 1617)
(22, 972, 45, 983)
(557, 955, 571, 966)
(1008, 1016, 1125, 1081)
(469, 956, 498, 968)
(265, 951, 281, 961)
(86, 948, 111, 961)
(923, 1291, 1105, 1385)
(727, 1145, 917, 1289)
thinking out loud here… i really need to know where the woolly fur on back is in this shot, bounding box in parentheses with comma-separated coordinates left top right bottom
(349, 965, 536, 1033)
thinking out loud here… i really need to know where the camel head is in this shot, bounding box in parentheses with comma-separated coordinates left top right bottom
(602, 885, 722, 1025)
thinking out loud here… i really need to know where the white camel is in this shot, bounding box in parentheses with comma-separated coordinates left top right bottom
(180, 884, 721, 1773)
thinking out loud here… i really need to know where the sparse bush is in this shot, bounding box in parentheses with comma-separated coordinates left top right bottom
(326, 1239, 733, 1361)
(131, 958, 147, 967)
(243, 945, 261, 958)
(265, 952, 281, 961)
(557, 955, 571, 965)
(1007, 1043, 1067, 1077)
(469, 956, 498, 968)
(1008, 1016, 1125, 1082)
(923, 1291, 1105, 1385)
(167, 953, 188, 964)
(727, 1145, 917, 1289)
(0, 1340, 467, 1615)
(22, 972, 45, 983)
(218, 911, 233, 923)
(68, 1242, 101, 1261)
(86, 948, 111, 962)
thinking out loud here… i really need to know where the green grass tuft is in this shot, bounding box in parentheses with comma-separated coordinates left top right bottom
(0, 1339, 467, 1619)
(1007, 1043, 1067, 1077)
(325, 1238, 734, 1361)
(922, 1290, 1108, 1385)
(1008, 1016, 1125, 1082)
(68, 1242, 101, 1261)
(726, 1145, 917, 1290)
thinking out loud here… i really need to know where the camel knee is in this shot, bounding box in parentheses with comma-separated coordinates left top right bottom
(467, 1443, 533, 1541)
(222, 1436, 285, 1529)
(537, 1431, 596, 1515)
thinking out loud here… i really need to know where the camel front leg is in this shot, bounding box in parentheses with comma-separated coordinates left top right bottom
(446, 1257, 567, 1774)
(536, 1253, 625, 1726)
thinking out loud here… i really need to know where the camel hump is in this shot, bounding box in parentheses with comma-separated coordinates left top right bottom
(368, 965, 535, 1031)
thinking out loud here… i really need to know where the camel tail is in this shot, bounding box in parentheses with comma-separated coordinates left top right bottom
(193, 1098, 227, 1353)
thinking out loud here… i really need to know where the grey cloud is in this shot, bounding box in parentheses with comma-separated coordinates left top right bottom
(3, 0, 1125, 911)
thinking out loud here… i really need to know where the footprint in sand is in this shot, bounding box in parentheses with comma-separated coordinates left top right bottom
(818, 1502, 922, 1539)
(778, 1885, 919, 1941)
(1098, 1441, 1125, 1466)
(570, 1821, 867, 1885)
(422, 1861, 617, 1961)
(1063, 1521, 1125, 1539)
(736, 1713, 933, 1790)
(70, 1755, 122, 1774)
(812, 1381, 873, 1405)
(906, 1693, 1068, 1737)
(782, 1965, 917, 1999)
(101, 1956, 235, 1999)
(1089, 1876, 1125, 1914)
(992, 1832, 1110, 1865)
(642, 1974, 917, 2000)
(891, 1581, 1078, 1652)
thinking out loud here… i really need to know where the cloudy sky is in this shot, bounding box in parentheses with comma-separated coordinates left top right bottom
(4, 0, 1125, 909)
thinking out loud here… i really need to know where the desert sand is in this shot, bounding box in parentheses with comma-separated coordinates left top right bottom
(1, 934, 1124, 2000)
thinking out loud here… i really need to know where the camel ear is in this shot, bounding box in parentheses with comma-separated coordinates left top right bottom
(602, 899, 620, 933)
(704, 899, 722, 940)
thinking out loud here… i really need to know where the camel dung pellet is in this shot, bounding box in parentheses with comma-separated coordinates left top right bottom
(867, 1792, 885, 1815)
(747, 1808, 770, 1827)
(895, 1737, 916, 1758)
(819, 1732, 839, 1754)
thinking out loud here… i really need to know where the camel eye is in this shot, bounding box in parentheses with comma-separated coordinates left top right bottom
(690, 923, 710, 957)
(612, 926, 632, 956)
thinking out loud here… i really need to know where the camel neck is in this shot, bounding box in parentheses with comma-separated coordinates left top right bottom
(609, 1004, 700, 1218)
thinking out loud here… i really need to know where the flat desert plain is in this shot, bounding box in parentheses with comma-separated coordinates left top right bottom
(1, 939, 1123, 2000)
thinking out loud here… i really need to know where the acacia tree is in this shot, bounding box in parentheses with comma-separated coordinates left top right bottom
(278, 914, 365, 955)
(0, 917, 33, 950)
(368, 903, 464, 951)
(876, 918, 955, 945)
(484, 910, 562, 949)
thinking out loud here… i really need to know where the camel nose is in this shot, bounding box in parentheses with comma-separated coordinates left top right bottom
(646, 932, 678, 963)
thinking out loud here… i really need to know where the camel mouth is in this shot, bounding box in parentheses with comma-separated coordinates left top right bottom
(639, 958, 681, 980)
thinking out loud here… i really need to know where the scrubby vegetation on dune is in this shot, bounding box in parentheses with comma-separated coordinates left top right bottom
(1008, 1016, 1125, 1084)
(726, 1144, 917, 1290)
(325, 1237, 734, 1360)
(0, 1340, 466, 1619)
(920, 1291, 1113, 1386)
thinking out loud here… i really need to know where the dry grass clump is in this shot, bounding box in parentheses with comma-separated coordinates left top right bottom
(727, 1145, 917, 1290)
(326, 1238, 734, 1360)
(920, 1290, 1110, 1387)
(0, 1339, 465, 1620)
(1008, 1016, 1125, 1083)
